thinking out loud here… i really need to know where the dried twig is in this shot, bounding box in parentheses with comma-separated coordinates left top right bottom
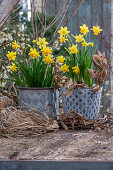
(58, 111, 113, 132)
(48, 0, 84, 45)
(30, 0, 35, 40)
(63, 0, 84, 26)
(40, 0, 44, 37)
(34, 3, 38, 39)
(42, 0, 71, 36)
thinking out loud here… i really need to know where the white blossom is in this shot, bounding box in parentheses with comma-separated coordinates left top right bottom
(7, 34, 13, 41)
(0, 81, 6, 87)
(12, 30, 16, 34)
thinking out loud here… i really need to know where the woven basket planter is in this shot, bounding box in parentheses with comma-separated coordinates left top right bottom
(18, 87, 59, 117)
(60, 86, 102, 120)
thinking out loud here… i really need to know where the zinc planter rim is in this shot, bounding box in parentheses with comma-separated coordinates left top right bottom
(17, 87, 55, 90)
(61, 85, 102, 91)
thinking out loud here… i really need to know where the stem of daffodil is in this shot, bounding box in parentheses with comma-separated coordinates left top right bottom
(90, 35, 96, 69)
(82, 46, 85, 59)
(85, 34, 87, 41)
(92, 35, 96, 56)
(35, 58, 36, 66)
(73, 74, 75, 83)
(75, 74, 78, 83)
(67, 34, 73, 46)
(76, 42, 79, 61)
(84, 34, 87, 62)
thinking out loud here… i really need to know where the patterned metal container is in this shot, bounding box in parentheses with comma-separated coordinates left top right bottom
(60, 87, 102, 120)
(18, 87, 59, 117)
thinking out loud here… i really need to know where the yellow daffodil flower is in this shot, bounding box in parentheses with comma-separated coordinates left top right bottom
(37, 37, 48, 49)
(43, 56, 53, 64)
(12, 40, 20, 49)
(80, 24, 89, 35)
(6, 51, 16, 61)
(82, 41, 89, 47)
(72, 66, 80, 74)
(32, 39, 37, 43)
(91, 25, 103, 35)
(41, 47, 52, 56)
(74, 34, 84, 42)
(58, 35, 67, 43)
(58, 27, 70, 36)
(90, 43, 94, 47)
(69, 45, 78, 54)
(28, 48, 40, 59)
(56, 55, 65, 63)
(60, 64, 69, 73)
(10, 63, 18, 71)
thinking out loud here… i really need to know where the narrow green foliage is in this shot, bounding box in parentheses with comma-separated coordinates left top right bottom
(56, 24, 102, 87)
(8, 56, 54, 88)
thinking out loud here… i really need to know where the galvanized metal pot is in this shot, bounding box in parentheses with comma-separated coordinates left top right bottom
(18, 87, 59, 117)
(60, 86, 102, 120)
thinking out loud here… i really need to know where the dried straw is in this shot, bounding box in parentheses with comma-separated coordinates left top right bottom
(0, 107, 59, 137)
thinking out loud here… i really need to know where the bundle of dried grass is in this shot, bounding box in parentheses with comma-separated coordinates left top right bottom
(0, 107, 59, 137)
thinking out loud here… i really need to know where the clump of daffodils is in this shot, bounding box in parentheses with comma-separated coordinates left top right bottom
(56, 24, 103, 87)
(6, 38, 54, 72)
(6, 37, 56, 88)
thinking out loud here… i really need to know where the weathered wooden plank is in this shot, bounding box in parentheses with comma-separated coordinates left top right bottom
(55, 0, 66, 26)
(46, 0, 56, 15)
(66, 0, 78, 35)
(76, 0, 92, 55)
(77, 0, 92, 42)
(101, 0, 111, 58)
(101, 0, 111, 112)
(91, 0, 102, 51)
(55, 0, 65, 15)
